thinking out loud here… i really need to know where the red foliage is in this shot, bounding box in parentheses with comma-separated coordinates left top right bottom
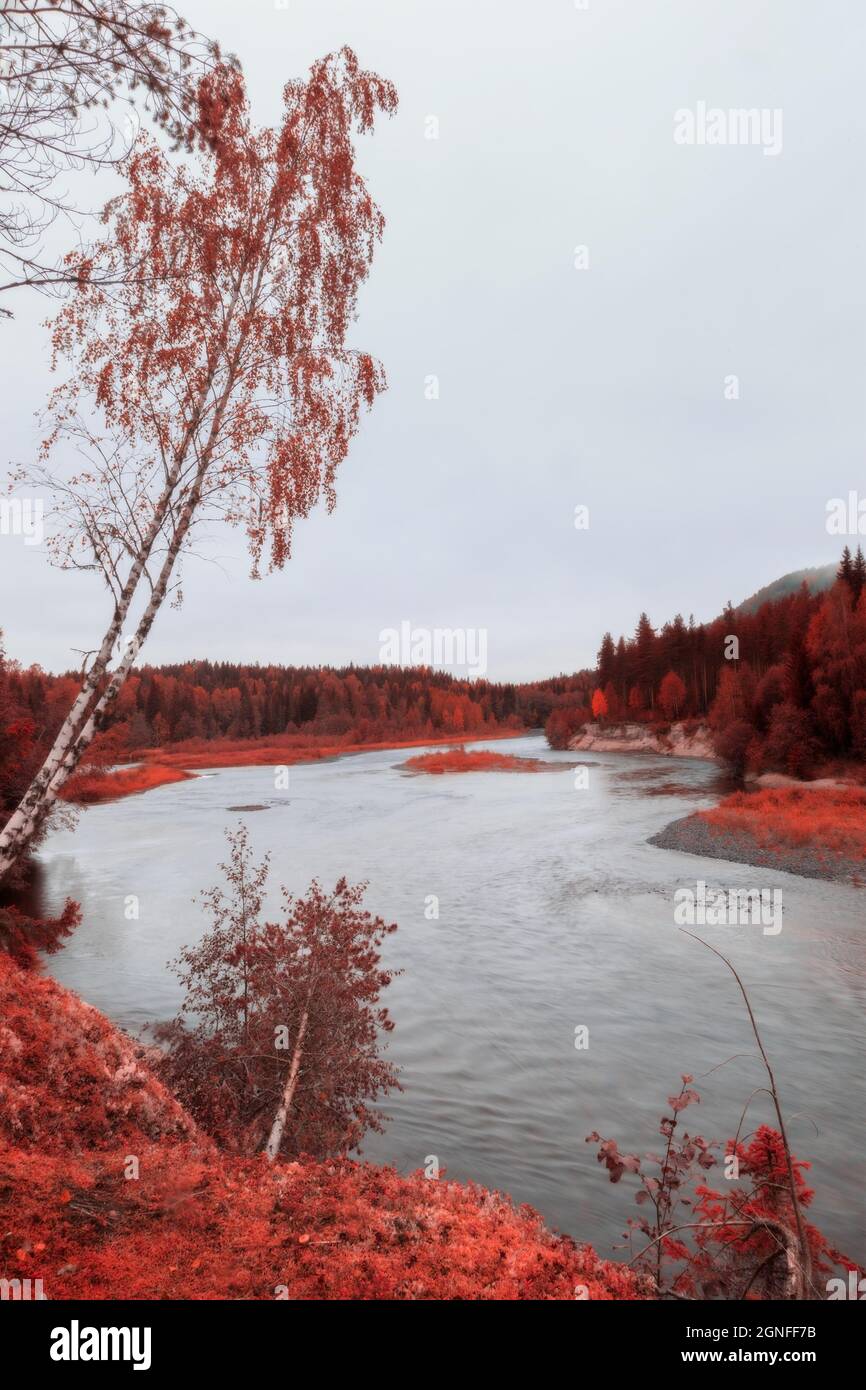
(700, 785, 866, 863)
(45, 52, 399, 578)
(0, 48, 407, 881)
(1, 1143, 649, 1301)
(0, 637, 65, 864)
(2, 652, 536, 770)
(588, 1076, 860, 1300)
(689, 1126, 860, 1300)
(591, 687, 608, 721)
(545, 704, 591, 749)
(404, 747, 548, 774)
(0, 899, 80, 971)
(0, 635, 83, 964)
(156, 830, 400, 1158)
(570, 554, 866, 778)
(711, 718, 755, 776)
(60, 763, 195, 803)
(141, 728, 526, 771)
(658, 669, 687, 720)
(0, 951, 647, 1300)
(0, 951, 197, 1151)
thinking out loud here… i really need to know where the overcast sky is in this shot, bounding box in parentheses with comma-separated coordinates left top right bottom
(2, 0, 864, 681)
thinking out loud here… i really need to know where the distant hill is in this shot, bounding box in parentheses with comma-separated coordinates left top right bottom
(736, 564, 837, 614)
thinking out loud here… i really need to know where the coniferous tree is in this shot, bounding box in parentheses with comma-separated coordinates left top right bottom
(837, 545, 854, 588)
(634, 613, 656, 707)
(851, 546, 866, 604)
(597, 633, 616, 687)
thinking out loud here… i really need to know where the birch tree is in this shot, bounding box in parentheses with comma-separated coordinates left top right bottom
(157, 831, 399, 1161)
(0, 49, 396, 880)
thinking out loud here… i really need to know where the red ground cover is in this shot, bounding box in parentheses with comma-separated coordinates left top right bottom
(404, 747, 548, 774)
(0, 953, 647, 1301)
(59, 764, 195, 804)
(700, 786, 866, 861)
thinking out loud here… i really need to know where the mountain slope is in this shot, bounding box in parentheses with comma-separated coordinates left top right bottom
(736, 564, 836, 614)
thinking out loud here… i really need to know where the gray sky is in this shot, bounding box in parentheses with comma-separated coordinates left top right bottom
(2, 0, 864, 681)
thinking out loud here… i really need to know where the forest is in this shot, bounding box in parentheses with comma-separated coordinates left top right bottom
(0, 647, 588, 791)
(4, 544, 865, 839)
(547, 546, 866, 779)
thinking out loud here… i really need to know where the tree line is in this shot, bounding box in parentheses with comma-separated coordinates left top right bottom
(0, 649, 595, 757)
(547, 546, 866, 777)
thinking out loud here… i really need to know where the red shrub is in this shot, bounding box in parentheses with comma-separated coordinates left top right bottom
(588, 1078, 861, 1300)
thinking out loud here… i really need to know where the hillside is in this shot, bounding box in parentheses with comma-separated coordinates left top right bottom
(736, 564, 836, 614)
(0, 953, 646, 1301)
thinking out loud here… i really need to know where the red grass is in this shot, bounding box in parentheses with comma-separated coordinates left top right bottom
(60, 764, 195, 804)
(700, 786, 866, 861)
(0, 952, 648, 1301)
(404, 747, 548, 775)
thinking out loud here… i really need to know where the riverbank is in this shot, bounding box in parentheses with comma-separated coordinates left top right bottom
(60, 764, 196, 804)
(140, 727, 529, 771)
(64, 730, 531, 803)
(569, 721, 715, 760)
(0, 950, 645, 1301)
(565, 723, 866, 883)
(650, 786, 866, 886)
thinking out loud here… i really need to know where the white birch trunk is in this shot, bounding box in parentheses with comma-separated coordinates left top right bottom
(264, 1008, 309, 1163)
(0, 270, 253, 882)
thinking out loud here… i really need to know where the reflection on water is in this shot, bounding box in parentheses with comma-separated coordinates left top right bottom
(35, 736, 866, 1261)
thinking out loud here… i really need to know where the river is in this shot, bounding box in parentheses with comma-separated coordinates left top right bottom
(36, 734, 866, 1264)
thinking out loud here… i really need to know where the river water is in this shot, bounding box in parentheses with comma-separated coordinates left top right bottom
(37, 735, 865, 1263)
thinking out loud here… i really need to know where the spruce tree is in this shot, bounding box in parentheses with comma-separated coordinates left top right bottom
(837, 545, 853, 588)
(851, 546, 866, 603)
